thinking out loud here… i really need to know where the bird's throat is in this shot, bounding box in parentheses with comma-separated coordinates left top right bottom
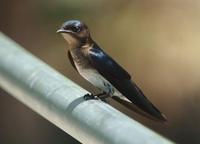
(62, 33, 81, 48)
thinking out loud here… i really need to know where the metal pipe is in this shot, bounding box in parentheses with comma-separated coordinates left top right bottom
(0, 32, 174, 144)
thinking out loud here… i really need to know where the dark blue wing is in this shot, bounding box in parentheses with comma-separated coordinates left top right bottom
(88, 44, 166, 121)
(88, 44, 131, 80)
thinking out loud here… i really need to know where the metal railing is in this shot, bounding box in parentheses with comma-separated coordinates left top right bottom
(0, 32, 174, 144)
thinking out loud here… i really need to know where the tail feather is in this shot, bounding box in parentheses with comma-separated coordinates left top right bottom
(113, 80, 167, 121)
(112, 96, 167, 122)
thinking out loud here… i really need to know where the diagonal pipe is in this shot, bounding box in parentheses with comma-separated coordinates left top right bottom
(0, 32, 174, 144)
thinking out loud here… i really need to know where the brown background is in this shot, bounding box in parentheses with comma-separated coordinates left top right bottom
(1, 0, 200, 143)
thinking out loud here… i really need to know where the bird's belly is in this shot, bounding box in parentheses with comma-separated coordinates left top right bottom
(78, 68, 115, 94)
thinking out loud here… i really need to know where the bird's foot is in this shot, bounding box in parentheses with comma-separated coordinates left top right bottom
(83, 93, 99, 100)
(84, 92, 110, 103)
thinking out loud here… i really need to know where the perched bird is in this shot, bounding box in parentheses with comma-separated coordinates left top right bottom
(57, 20, 167, 122)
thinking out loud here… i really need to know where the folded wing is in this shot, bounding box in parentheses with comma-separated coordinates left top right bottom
(88, 44, 166, 121)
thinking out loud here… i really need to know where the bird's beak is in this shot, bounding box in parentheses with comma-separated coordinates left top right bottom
(56, 29, 73, 34)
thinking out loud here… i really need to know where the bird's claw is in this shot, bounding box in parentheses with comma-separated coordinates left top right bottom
(84, 93, 99, 100)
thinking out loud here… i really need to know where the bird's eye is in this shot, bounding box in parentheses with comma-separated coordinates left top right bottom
(71, 26, 81, 32)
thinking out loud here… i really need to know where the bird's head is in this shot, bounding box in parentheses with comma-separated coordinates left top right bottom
(57, 20, 92, 48)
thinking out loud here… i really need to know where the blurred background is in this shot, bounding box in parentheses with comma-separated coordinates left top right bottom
(1, 0, 200, 143)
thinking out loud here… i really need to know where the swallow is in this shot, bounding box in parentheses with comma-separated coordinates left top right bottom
(57, 20, 167, 122)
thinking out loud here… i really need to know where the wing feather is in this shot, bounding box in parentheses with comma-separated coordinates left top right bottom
(88, 45, 131, 80)
(87, 44, 166, 121)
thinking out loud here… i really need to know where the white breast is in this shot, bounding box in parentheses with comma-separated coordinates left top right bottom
(78, 68, 114, 94)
